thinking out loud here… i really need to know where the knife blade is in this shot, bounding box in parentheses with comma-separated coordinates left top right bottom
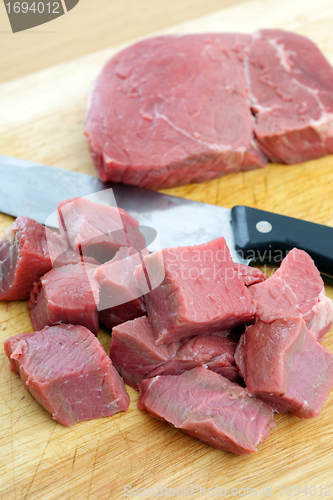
(1, 154, 333, 280)
(0, 155, 244, 263)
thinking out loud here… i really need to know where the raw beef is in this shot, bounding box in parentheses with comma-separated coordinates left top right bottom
(85, 30, 333, 189)
(58, 197, 146, 262)
(246, 30, 333, 164)
(149, 331, 241, 382)
(235, 317, 333, 418)
(138, 366, 275, 454)
(140, 237, 255, 344)
(4, 325, 130, 426)
(99, 299, 146, 330)
(85, 34, 267, 189)
(110, 316, 240, 389)
(249, 248, 333, 341)
(28, 263, 100, 335)
(4, 331, 36, 374)
(110, 317, 179, 389)
(93, 246, 146, 327)
(52, 249, 100, 268)
(233, 262, 267, 286)
(0, 217, 65, 301)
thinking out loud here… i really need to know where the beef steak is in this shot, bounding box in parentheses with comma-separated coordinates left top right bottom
(85, 30, 333, 189)
(85, 34, 267, 189)
(247, 30, 333, 163)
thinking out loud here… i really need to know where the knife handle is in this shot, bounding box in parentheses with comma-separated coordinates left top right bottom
(231, 206, 333, 280)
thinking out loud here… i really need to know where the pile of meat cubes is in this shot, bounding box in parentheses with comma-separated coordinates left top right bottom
(1, 197, 333, 455)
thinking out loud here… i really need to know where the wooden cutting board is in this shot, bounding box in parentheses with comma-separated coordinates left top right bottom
(1, 0, 333, 498)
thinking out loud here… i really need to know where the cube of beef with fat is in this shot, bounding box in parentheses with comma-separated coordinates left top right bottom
(4, 325, 130, 426)
(28, 263, 100, 335)
(140, 237, 255, 344)
(249, 248, 333, 341)
(235, 317, 333, 418)
(138, 366, 275, 454)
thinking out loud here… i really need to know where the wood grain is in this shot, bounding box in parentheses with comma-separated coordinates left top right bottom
(0, 0, 250, 84)
(1, 0, 333, 498)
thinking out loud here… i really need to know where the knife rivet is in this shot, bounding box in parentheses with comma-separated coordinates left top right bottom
(256, 221, 272, 233)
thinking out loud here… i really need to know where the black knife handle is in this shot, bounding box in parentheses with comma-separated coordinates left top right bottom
(231, 206, 333, 279)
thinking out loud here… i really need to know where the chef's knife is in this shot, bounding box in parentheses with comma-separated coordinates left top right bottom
(1, 155, 333, 280)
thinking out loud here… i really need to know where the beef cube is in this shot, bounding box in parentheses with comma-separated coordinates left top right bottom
(138, 366, 275, 454)
(58, 197, 145, 262)
(99, 299, 146, 330)
(85, 34, 267, 190)
(94, 246, 146, 328)
(4, 331, 36, 374)
(110, 317, 179, 389)
(28, 263, 100, 335)
(235, 317, 333, 418)
(233, 262, 267, 286)
(0, 217, 66, 301)
(249, 248, 333, 341)
(4, 325, 130, 426)
(150, 331, 240, 382)
(52, 249, 101, 267)
(247, 30, 333, 164)
(140, 237, 255, 344)
(110, 316, 241, 389)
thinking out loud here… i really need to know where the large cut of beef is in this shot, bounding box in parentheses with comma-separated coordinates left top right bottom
(110, 316, 240, 389)
(0, 217, 65, 301)
(4, 325, 130, 426)
(138, 366, 276, 455)
(249, 248, 333, 341)
(85, 34, 267, 189)
(140, 237, 255, 344)
(28, 263, 100, 335)
(235, 317, 333, 418)
(246, 30, 333, 164)
(85, 30, 333, 189)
